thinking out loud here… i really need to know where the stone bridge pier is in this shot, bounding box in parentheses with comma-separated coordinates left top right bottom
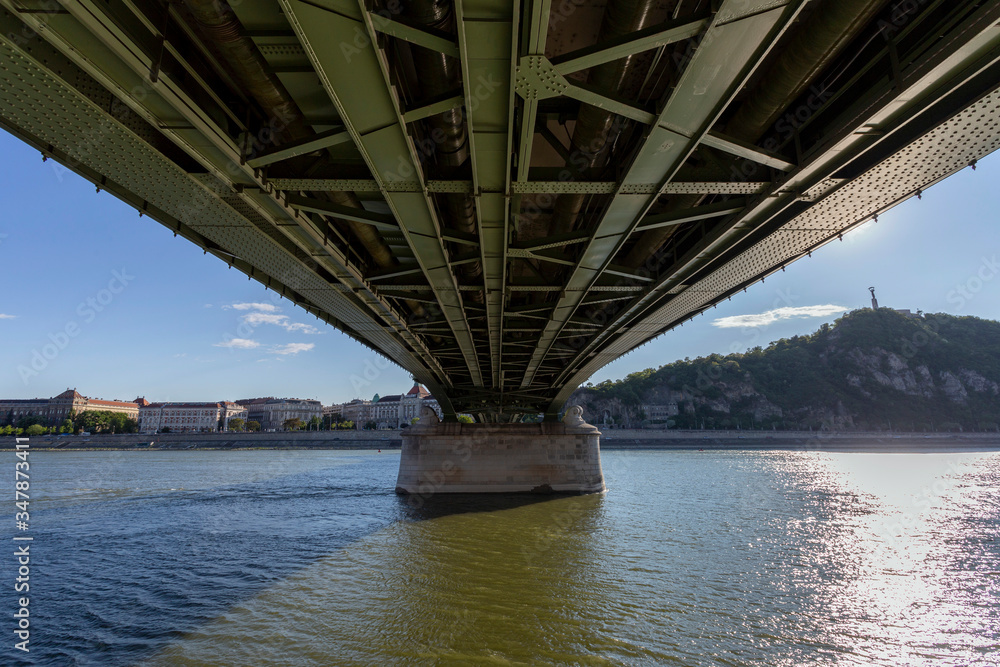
(396, 407, 606, 495)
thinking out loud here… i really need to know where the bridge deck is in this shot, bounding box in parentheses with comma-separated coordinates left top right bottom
(2, 0, 999, 418)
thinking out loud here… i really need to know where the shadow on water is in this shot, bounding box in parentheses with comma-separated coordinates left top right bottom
(397, 490, 598, 521)
(1, 452, 596, 667)
(1, 455, 392, 667)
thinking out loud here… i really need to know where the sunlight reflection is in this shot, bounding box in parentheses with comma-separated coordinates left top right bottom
(804, 452, 996, 665)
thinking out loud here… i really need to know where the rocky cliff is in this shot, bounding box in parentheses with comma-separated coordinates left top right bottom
(569, 309, 1000, 431)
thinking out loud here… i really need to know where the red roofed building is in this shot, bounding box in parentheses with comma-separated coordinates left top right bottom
(326, 381, 441, 429)
(0, 389, 140, 425)
(405, 383, 431, 399)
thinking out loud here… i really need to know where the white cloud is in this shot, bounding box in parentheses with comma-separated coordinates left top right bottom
(284, 322, 321, 334)
(203, 304, 213, 308)
(712, 305, 846, 329)
(242, 312, 287, 326)
(272, 343, 315, 355)
(241, 311, 320, 334)
(226, 302, 279, 312)
(0, 314, 16, 319)
(214, 338, 260, 349)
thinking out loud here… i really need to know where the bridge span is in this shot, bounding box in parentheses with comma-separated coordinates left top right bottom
(3, 0, 1000, 490)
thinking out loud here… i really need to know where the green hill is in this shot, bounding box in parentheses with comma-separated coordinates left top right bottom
(570, 309, 1000, 432)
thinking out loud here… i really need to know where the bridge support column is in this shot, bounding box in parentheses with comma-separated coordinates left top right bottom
(396, 408, 605, 495)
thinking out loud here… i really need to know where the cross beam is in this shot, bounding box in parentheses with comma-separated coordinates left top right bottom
(518, 0, 806, 397)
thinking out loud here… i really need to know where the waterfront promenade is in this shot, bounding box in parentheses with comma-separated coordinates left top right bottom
(4, 429, 999, 451)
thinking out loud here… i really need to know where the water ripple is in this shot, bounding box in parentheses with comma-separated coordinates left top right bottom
(1, 450, 998, 665)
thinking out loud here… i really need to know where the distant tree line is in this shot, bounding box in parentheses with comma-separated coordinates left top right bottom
(1, 409, 138, 436)
(573, 309, 1000, 432)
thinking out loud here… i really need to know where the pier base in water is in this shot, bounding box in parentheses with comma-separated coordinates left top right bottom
(395, 418, 605, 495)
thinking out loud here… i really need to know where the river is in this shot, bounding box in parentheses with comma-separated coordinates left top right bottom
(2, 448, 998, 665)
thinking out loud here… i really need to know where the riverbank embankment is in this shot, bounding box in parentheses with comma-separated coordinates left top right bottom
(2, 429, 999, 452)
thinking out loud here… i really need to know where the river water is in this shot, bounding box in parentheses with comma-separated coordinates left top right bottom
(2, 448, 998, 666)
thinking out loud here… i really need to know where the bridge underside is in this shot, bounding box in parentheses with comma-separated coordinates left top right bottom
(2, 0, 1000, 420)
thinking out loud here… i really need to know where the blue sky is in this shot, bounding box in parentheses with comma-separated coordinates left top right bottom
(1, 129, 998, 405)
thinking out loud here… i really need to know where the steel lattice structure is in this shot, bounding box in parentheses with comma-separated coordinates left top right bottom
(2, 0, 1000, 419)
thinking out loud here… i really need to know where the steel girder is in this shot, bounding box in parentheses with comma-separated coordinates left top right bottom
(278, 0, 486, 392)
(454, 0, 517, 402)
(546, 0, 1000, 412)
(0, 2, 460, 413)
(5, 0, 1000, 420)
(516, 0, 808, 403)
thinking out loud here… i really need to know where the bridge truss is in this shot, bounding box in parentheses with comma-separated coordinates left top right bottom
(2, 0, 1000, 418)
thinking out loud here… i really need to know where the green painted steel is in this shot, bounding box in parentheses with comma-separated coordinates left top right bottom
(550, 14, 710, 75)
(369, 13, 461, 58)
(518, 1, 807, 395)
(2, 0, 1000, 419)
(247, 129, 353, 168)
(280, 0, 486, 392)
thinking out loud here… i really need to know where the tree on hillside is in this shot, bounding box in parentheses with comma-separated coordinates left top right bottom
(76, 411, 109, 433)
(73, 410, 137, 434)
(16, 415, 46, 430)
(572, 309, 1000, 432)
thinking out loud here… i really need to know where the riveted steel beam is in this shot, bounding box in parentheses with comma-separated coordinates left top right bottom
(547, 0, 1000, 411)
(442, 230, 480, 246)
(701, 131, 796, 171)
(0, 1, 462, 405)
(269, 179, 383, 192)
(633, 199, 747, 233)
(507, 247, 577, 267)
(401, 92, 465, 124)
(286, 194, 399, 231)
(513, 0, 551, 184)
(454, 0, 516, 398)
(523, 0, 806, 397)
(511, 180, 772, 194)
(366, 265, 426, 281)
(511, 230, 592, 251)
(550, 13, 710, 75)
(561, 80, 657, 125)
(0, 12, 461, 408)
(515, 55, 657, 124)
(368, 12, 460, 58)
(272, 177, 773, 196)
(10, 0, 1000, 420)
(279, 0, 484, 394)
(247, 128, 352, 168)
(603, 265, 655, 282)
(269, 179, 486, 194)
